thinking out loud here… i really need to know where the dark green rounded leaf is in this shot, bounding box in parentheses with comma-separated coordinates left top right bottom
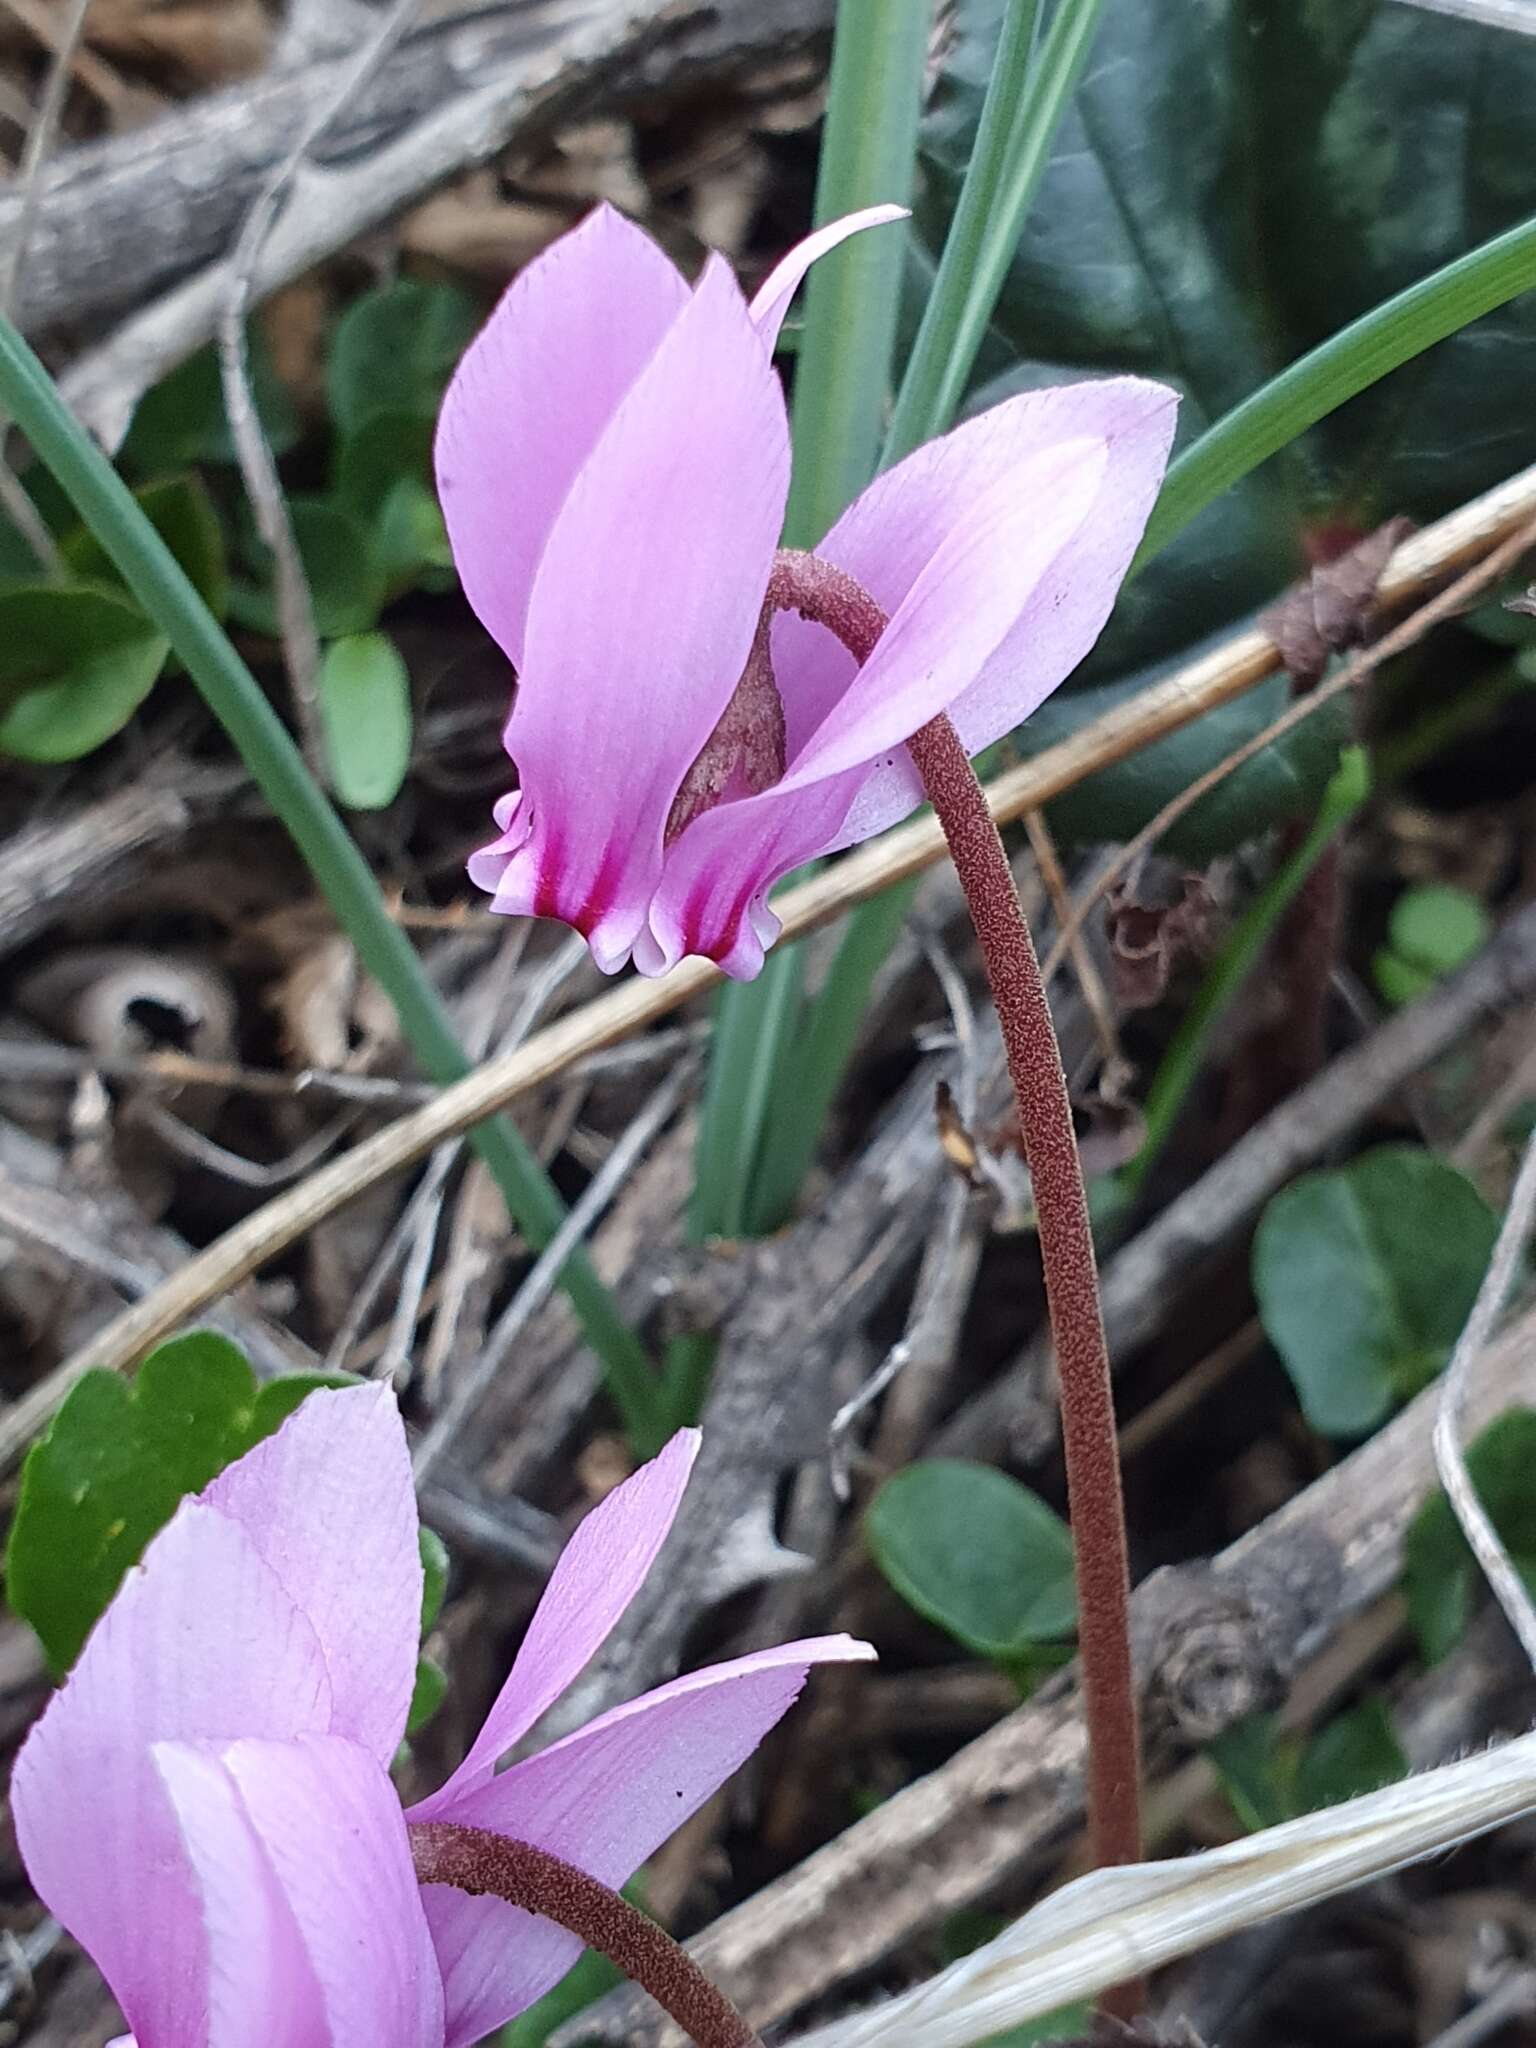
(318, 631, 412, 809)
(375, 477, 454, 594)
(230, 497, 386, 641)
(921, 0, 1536, 755)
(1024, 668, 1350, 860)
(120, 333, 299, 474)
(1403, 1408, 1536, 1663)
(1293, 1696, 1406, 1816)
(334, 410, 437, 518)
(1253, 1145, 1500, 1438)
(1371, 947, 1436, 1010)
(0, 584, 168, 762)
(865, 1459, 1076, 1661)
(328, 279, 479, 438)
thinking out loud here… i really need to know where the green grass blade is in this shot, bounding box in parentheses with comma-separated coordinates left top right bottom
(744, 876, 918, 1235)
(783, 0, 936, 545)
(744, 0, 1105, 1234)
(692, 0, 933, 1259)
(1140, 209, 1536, 566)
(0, 312, 663, 1449)
(884, 0, 1103, 464)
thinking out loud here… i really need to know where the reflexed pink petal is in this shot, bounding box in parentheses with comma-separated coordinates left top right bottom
(203, 1383, 421, 1766)
(436, 203, 689, 671)
(748, 203, 909, 350)
(419, 1636, 873, 2046)
(815, 377, 1178, 846)
(641, 766, 864, 979)
(481, 257, 790, 973)
(414, 1431, 699, 1814)
(643, 429, 1118, 978)
(777, 433, 1109, 791)
(12, 1505, 331, 2048)
(156, 1734, 442, 2048)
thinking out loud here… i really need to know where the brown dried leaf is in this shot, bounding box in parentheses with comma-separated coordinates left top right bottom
(256, 907, 400, 1074)
(933, 1077, 982, 1184)
(83, 0, 270, 84)
(1104, 862, 1217, 1011)
(1260, 516, 1414, 688)
(400, 176, 567, 281)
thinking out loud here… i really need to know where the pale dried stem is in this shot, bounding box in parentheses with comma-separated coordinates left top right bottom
(1039, 508, 1536, 988)
(1432, 1125, 1536, 1670)
(1022, 807, 1123, 1082)
(218, 0, 420, 776)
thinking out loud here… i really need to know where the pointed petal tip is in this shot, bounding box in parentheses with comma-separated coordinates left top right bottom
(749, 203, 912, 346)
(790, 1632, 878, 1666)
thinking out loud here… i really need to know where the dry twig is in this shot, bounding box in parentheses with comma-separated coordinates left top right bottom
(1432, 1126, 1536, 1667)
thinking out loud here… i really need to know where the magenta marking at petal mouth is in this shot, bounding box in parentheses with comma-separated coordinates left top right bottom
(532, 828, 564, 923)
(573, 842, 627, 939)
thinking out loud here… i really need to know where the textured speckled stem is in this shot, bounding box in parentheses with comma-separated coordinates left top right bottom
(768, 549, 1142, 1895)
(903, 714, 1141, 1879)
(409, 1825, 761, 2048)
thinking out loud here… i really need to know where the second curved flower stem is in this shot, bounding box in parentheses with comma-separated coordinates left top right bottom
(906, 710, 1142, 1885)
(409, 1825, 760, 2048)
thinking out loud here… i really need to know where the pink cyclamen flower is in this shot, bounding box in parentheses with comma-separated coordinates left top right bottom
(12, 1385, 870, 2047)
(439, 202, 1177, 980)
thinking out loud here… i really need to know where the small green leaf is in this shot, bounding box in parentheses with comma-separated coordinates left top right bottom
(1388, 884, 1492, 978)
(1208, 1713, 1293, 1834)
(62, 474, 228, 619)
(0, 584, 168, 762)
(318, 631, 412, 809)
(5, 1332, 351, 1675)
(981, 2005, 1095, 2048)
(1293, 1697, 1406, 1815)
(419, 1526, 450, 1635)
(328, 280, 480, 438)
(120, 334, 299, 474)
(1403, 1408, 1536, 1662)
(375, 477, 454, 593)
(865, 1460, 1076, 1662)
(333, 411, 436, 519)
(230, 498, 386, 641)
(1253, 1146, 1500, 1438)
(1371, 948, 1436, 1009)
(1211, 1699, 1404, 1833)
(407, 1655, 448, 1737)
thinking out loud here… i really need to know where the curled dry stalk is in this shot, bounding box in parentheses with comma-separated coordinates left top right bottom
(763, 554, 1143, 1947)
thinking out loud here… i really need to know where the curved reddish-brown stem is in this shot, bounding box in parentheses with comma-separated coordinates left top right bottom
(409, 1824, 760, 2048)
(767, 549, 1143, 1902)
